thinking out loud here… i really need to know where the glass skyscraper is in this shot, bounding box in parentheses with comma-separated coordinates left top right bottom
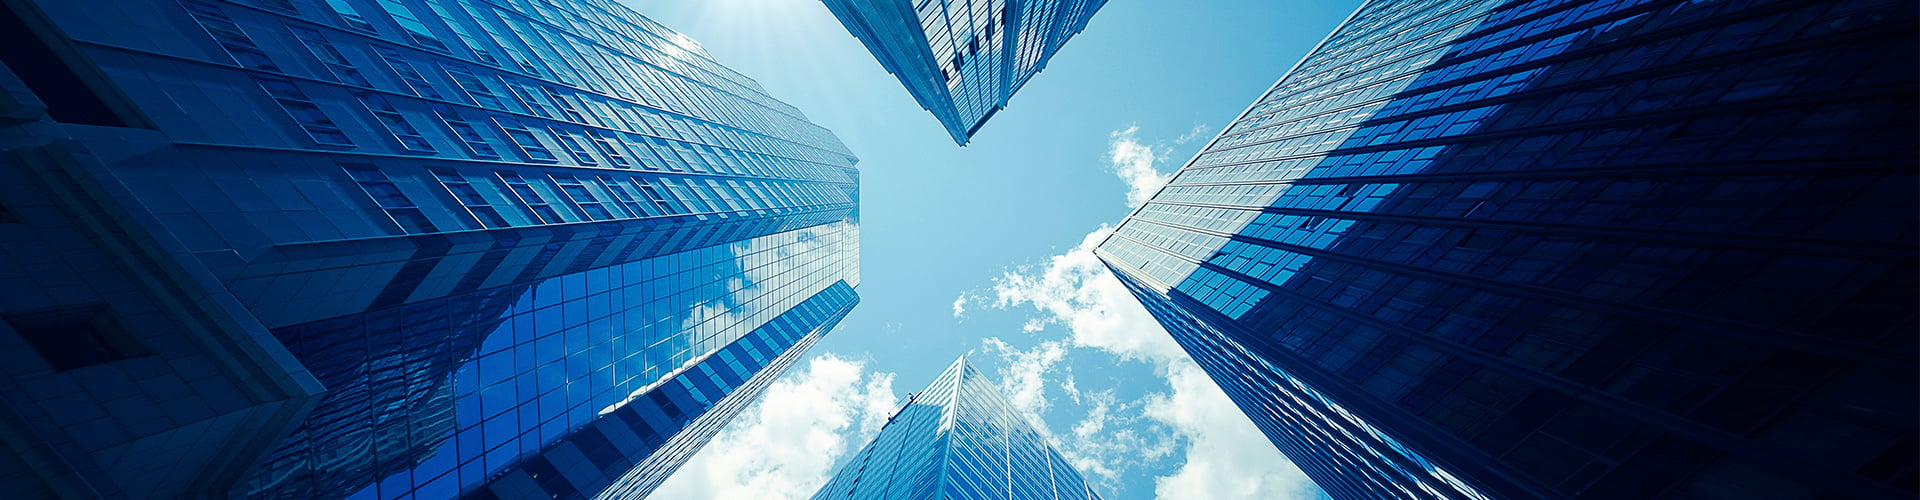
(1096, 0, 1917, 498)
(0, 0, 858, 498)
(812, 356, 1103, 500)
(820, 0, 1107, 145)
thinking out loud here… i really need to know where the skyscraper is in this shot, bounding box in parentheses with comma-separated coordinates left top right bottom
(820, 0, 1107, 145)
(812, 356, 1103, 500)
(1096, 0, 1917, 498)
(0, 0, 859, 498)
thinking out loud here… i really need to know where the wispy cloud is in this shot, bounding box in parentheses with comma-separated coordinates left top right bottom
(1108, 126, 1174, 209)
(951, 292, 973, 319)
(1175, 123, 1211, 145)
(1058, 389, 1175, 487)
(989, 226, 1320, 500)
(650, 353, 897, 500)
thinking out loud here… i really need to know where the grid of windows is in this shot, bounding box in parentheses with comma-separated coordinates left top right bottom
(812, 358, 1103, 500)
(0, 0, 864, 499)
(821, 0, 1108, 144)
(1098, 0, 1917, 498)
(245, 223, 858, 499)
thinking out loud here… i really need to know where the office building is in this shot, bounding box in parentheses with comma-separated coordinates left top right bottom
(1096, 0, 1917, 497)
(821, 0, 1107, 145)
(0, 0, 859, 498)
(812, 356, 1102, 500)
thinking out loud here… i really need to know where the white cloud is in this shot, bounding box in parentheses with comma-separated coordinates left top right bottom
(951, 293, 971, 319)
(1147, 361, 1318, 500)
(981, 337, 1069, 420)
(649, 353, 897, 500)
(991, 226, 1185, 364)
(990, 224, 1322, 500)
(1108, 126, 1174, 209)
(1175, 123, 1211, 145)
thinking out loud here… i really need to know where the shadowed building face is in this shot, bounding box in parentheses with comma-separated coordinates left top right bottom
(1096, 0, 1918, 497)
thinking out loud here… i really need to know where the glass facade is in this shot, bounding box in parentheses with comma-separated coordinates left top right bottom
(0, 0, 860, 498)
(821, 0, 1107, 145)
(1096, 0, 1918, 498)
(812, 356, 1103, 500)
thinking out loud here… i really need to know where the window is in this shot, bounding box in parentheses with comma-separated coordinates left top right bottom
(547, 126, 596, 165)
(443, 64, 503, 110)
(374, 0, 448, 52)
(656, 177, 714, 213)
(180, 0, 278, 71)
(549, 174, 615, 220)
(373, 46, 443, 99)
(343, 163, 437, 233)
(423, 0, 495, 65)
(319, 0, 376, 32)
(705, 179, 742, 211)
(544, 87, 586, 123)
(355, 92, 434, 152)
(430, 168, 512, 228)
(253, 75, 353, 146)
(631, 176, 685, 214)
(495, 170, 564, 223)
(596, 176, 654, 217)
(430, 103, 498, 158)
(492, 115, 556, 162)
(6, 304, 147, 371)
(457, 0, 538, 74)
(587, 131, 630, 167)
(505, 82, 553, 117)
(288, 25, 369, 86)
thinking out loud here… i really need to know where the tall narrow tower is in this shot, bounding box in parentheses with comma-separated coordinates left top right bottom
(820, 0, 1107, 145)
(1095, 0, 1918, 497)
(812, 356, 1104, 500)
(0, 0, 860, 498)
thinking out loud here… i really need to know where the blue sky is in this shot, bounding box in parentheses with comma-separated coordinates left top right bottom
(621, 1, 1359, 498)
